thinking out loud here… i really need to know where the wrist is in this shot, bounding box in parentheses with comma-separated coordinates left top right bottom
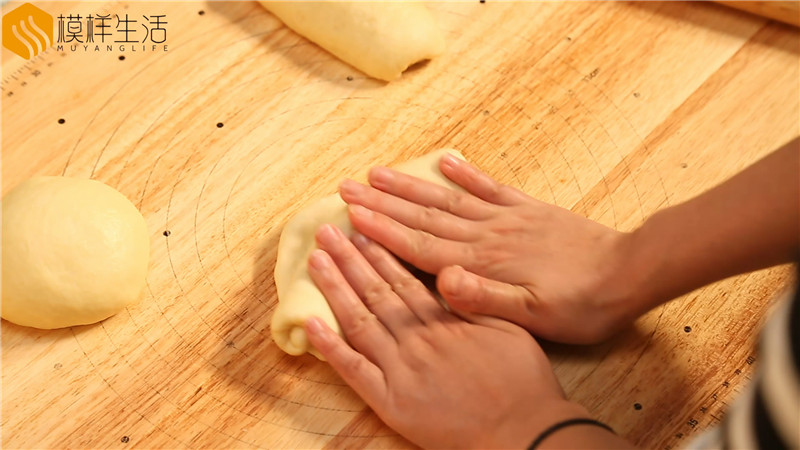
(485, 400, 590, 449)
(485, 399, 634, 450)
(617, 226, 663, 314)
(591, 228, 660, 335)
(528, 415, 634, 450)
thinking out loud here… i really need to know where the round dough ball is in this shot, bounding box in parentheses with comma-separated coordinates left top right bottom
(1, 177, 150, 329)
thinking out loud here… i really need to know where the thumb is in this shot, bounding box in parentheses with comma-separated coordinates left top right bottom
(437, 265, 537, 323)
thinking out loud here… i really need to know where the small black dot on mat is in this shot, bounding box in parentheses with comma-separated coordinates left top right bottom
(53, 363, 63, 369)
(121, 436, 130, 443)
(163, 230, 171, 237)
(681, 163, 688, 168)
(633, 92, 641, 98)
(216, 122, 224, 128)
(198, 10, 205, 15)
(57, 118, 65, 124)
(684, 326, 692, 333)
(634, 403, 643, 410)
(346, 75, 353, 81)
(118, 55, 125, 61)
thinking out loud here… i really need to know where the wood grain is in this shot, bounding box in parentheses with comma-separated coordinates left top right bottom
(2, 1, 798, 449)
(715, 1, 800, 27)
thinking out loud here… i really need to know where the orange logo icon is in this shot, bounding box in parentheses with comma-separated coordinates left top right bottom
(3, 3, 53, 60)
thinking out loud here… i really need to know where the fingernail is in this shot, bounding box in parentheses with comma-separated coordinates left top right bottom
(440, 266, 462, 296)
(339, 179, 362, 196)
(352, 232, 372, 249)
(369, 167, 393, 187)
(305, 317, 330, 342)
(309, 249, 331, 269)
(444, 266, 476, 302)
(441, 154, 461, 169)
(461, 270, 479, 295)
(306, 316, 322, 334)
(316, 224, 335, 244)
(349, 204, 373, 218)
(316, 224, 345, 247)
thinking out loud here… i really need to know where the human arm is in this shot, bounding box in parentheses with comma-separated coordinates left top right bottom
(337, 138, 799, 343)
(622, 138, 799, 315)
(303, 224, 634, 449)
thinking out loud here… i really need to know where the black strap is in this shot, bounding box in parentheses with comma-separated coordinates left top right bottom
(527, 417, 615, 450)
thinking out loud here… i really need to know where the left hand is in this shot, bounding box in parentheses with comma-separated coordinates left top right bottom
(337, 155, 634, 344)
(303, 224, 589, 449)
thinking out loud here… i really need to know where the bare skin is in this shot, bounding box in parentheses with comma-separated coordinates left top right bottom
(338, 138, 799, 344)
(304, 224, 632, 449)
(304, 138, 798, 448)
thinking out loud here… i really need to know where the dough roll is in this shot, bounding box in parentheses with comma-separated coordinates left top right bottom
(272, 149, 466, 359)
(259, 1, 445, 81)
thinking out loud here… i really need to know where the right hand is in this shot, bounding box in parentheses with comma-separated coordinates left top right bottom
(338, 154, 643, 344)
(303, 224, 601, 449)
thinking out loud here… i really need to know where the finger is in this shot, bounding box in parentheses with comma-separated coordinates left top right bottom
(347, 205, 475, 274)
(305, 317, 387, 407)
(340, 179, 477, 241)
(437, 265, 537, 329)
(307, 248, 398, 367)
(352, 233, 452, 324)
(367, 166, 493, 220)
(315, 225, 422, 337)
(439, 154, 529, 206)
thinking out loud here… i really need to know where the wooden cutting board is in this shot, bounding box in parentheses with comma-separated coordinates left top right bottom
(2, 1, 798, 448)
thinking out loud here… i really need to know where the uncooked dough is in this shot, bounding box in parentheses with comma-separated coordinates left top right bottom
(259, 1, 445, 81)
(1, 177, 150, 329)
(272, 149, 466, 359)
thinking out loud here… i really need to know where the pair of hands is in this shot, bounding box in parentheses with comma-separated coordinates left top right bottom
(304, 154, 631, 448)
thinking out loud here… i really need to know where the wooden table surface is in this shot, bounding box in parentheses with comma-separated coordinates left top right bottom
(2, 1, 798, 448)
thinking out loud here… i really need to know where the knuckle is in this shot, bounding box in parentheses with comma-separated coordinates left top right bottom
(418, 205, 440, 229)
(363, 280, 394, 307)
(340, 352, 367, 375)
(521, 290, 542, 319)
(470, 246, 501, 272)
(445, 191, 468, 213)
(347, 312, 378, 339)
(481, 177, 502, 199)
(393, 272, 424, 293)
(409, 230, 438, 269)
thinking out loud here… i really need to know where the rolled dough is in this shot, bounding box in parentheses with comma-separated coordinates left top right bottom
(1, 177, 150, 329)
(272, 149, 466, 359)
(259, 1, 445, 81)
